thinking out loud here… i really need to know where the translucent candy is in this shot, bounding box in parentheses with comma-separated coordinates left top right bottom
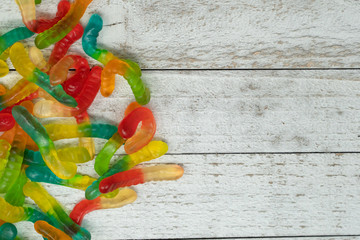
(0, 222, 17, 240)
(100, 164, 184, 193)
(34, 220, 72, 240)
(12, 106, 77, 179)
(85, 141, 168, 200)
(26, 165, 96, 191)
(35, 0, 93, 49)
(34, 66, 101, 118)
(23, 182, 91, 240)
(9, 43, 77, 107)
(70, 188, 137, 225)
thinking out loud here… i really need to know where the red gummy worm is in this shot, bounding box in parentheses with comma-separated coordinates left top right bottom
(118, 107, 155, 139)
(99, 168, 144, 194)
(48, 24, 84, 67)
(62, 56, 90, 98)
(69, 197, 101, 225)
(29, 0, 71, 33)
(73, 66, 102, 113)
(0, 113, 15, 131)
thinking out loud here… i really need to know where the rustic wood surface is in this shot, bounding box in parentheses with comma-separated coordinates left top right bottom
(0, 0, 360, 239)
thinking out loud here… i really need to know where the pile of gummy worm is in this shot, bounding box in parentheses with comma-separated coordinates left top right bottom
(0, 0, 184, 239)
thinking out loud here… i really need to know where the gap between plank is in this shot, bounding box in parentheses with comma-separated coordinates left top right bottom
(7, 68, 360, 71)
(116, 234, 360, 240)
(166, 151, 360, 155)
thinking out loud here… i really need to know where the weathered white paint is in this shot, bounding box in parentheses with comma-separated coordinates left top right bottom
(0, 1, 359, 239)
(1, 0, 360, 68)
(2, 70, 360, 153)
(14, 153, 360, 239)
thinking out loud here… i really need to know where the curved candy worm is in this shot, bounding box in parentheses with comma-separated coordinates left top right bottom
(101, 58, 150, 104)
(5, 166, 27, 207)
(44, 122, 117, 141)
(100, 164, 184, 193)
(15, 0, 70, 33)
(0, 79, 38, 111)
(83, 14, 150, 104)
(23, 182, 91, 240)
(10, 43, 77, 107)
(0, 197, 50, 223)
(24, 146, 91, 166)
(0, 222, 17, 240)
(82, 14, 116, 65)
(35, 0, 93, 49)
(0, 102, 30, 193)
(94, 102, 154, 175)
(34, 220, 72, 240)
(0, 113, 15, 131)
(12, 105, 77, 179)
(118, 105, 156, 154)
(26, 165, 96, 191)
(34, 66, 101, 118)
(70, 188, 137, 225)
(48, 24, 84, 67)
(86, 141, 168, 200)
(0, 27, 34, 56)
(94, 131, 124, 176)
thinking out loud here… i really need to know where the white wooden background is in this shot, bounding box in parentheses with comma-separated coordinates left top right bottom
(1, 0, 360, 239)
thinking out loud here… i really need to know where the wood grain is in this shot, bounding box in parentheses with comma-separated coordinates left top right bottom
(14, 153, 360, 239)
(3, 70, 360, 153)
(1, 0, 360, 69)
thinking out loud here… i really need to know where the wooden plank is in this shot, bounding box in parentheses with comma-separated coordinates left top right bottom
(2, 70, 360, 153)
(1, 0, 360, 69)
(14, 153, 360, 239)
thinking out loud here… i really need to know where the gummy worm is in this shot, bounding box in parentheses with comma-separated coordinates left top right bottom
(35, 0, 93, 49)
(0, 27, 34, 56)
(33, 66, 101, 118)
(48, 24, 84, 67)
(15, 0, 70, 33)
(94, 102, 155, 175)
(0, 222, 17, 240)
(118, 105, 156, 154)
(94, 131, 124, 176)
(26, 165, 96, 191)
(70, 188, 137, 225)
(0, 197, 50, 223)
(44, 122, 117, 141)
(100, 164, 184, 194)
(5, 165, 28, 206)
(12, 105, 77, 179)
(0, 79, 38, 111)
(10, 42, 77, 107)
(0, 102, 30, 193)
(24, 146, 91, 166)
(83, 14, 150, 104)
(23, 182, 91, 240)
(34, 220, 72, 240)
(85, 141, 168, 200)
(102, 58, 150, 104)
